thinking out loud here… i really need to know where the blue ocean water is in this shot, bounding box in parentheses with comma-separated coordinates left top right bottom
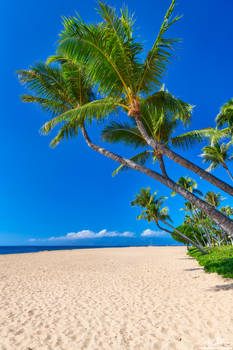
(0, 245, 126, 255)
(0, 243, 181, 255)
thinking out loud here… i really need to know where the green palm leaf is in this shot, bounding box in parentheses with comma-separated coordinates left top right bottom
(20, 95, 69, 116)
(170, 128, 227, 150)
(112, 150, 153, 176)
(136, 0, 181, 94)
(216, 98, 233, 128)
(144, 89, 193, 125)
(102, 121, 147, 148)
(58, 7, 142, 98)
(41, 97, 123, 135)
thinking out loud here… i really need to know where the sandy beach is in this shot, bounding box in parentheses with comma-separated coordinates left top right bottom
(0, 246, 233, 350)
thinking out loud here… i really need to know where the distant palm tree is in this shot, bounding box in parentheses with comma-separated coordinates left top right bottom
(18, 0, 233, 236)
(171, 176, 203, 197)
(200, 142, 233, 181)
(203, 191, 223, 208)
(220, 205, 233, 217)
(131, 188, 207, 254)
(216, 99, 233, 128)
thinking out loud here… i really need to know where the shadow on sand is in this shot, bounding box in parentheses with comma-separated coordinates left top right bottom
(208, 282, 233, 291)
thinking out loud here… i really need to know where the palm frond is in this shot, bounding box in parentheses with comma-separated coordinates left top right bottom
(112, 150, 153, 176)
(102, 121, 147, 148)
(41, 97, 122, 135)
(170, 128, 225, 150)
(136, 0, 181, 94)
(20, 94, 69, 116)
(17, 63, 74, 107)
(50, 120, 79, 147)
(216, 99, 233, 128)
(97, 2, 142, 93)
(144, 89, 193, 125)
(58, 9, 141, 98)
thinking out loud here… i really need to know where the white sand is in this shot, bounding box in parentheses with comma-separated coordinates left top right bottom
(0, 246, 233, 350)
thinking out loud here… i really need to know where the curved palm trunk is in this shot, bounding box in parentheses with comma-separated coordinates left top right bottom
(157, 221, 207, 255)
(157, 153, 168, 178)
(192, 207, 212, 246)
(188, 210, 205, 245)
(134, 114, 233, 196)
(81, 125, 233, 238)
(190, 227, 203, 247)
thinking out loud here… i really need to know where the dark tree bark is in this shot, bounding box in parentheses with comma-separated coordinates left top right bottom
(133, 114, 233, 197)
(81, 125, 233, 238)
(157, 153, 168, 178)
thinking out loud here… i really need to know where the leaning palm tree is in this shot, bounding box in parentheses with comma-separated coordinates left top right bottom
(49, 0, 233, 198)
(200, 142, 233, 181)
(216, 99, 233, 128)
(18, 1, 233, 236)
(131, 188, 207, 254)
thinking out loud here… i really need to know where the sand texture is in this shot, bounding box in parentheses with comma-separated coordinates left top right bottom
(0, 246, 233, 350)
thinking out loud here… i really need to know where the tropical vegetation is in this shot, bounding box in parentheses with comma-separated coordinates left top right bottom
(131, 181, 233, 258)
(131, 187, 207, 254)
(188, 246, 233, 279)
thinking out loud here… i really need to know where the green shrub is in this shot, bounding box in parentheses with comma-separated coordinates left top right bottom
(188, 246, 233, 279)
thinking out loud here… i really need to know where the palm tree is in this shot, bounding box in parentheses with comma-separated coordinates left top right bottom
(171, 176, 203, 197)
(131, 188, 207, 254)
(220, 205, 233, 217)
(49, 0, 233, 197)
(18, 1, 233, 236)
(203, 191, 223, 208)
(200, 142, 233, 181)
(216, 99, 233, 128)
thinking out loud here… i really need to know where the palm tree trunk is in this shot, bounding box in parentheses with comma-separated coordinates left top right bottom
(192, 207, 212, 246)
(157, 221, 207, 255)
(187, 213, 206, 246)
(157, 153, 168, 178)
(134, 114, 233, 196)
(190, 227, 203, 247)
(81, 125, 233, 238)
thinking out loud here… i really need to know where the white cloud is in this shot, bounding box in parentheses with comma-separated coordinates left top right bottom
(47, 229, 134, 241)
(141, 229, 168, 237)
(28, 228, 170, 242)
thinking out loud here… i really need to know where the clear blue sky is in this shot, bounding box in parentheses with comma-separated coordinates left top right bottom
(1, 0, 233, 245)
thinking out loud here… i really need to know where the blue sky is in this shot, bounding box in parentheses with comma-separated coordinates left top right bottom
(1, 0, 233, 245)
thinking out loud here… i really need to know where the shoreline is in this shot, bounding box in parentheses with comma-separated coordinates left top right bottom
(0, 244, 183, 256)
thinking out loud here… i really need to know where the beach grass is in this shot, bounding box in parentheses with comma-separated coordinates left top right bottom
(188, 245, 233, 279)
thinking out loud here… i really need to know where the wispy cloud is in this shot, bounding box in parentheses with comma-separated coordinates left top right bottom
(29, 229, 134, 242)
(28, 228, 168, 242)
(141, 229, 168, 237)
